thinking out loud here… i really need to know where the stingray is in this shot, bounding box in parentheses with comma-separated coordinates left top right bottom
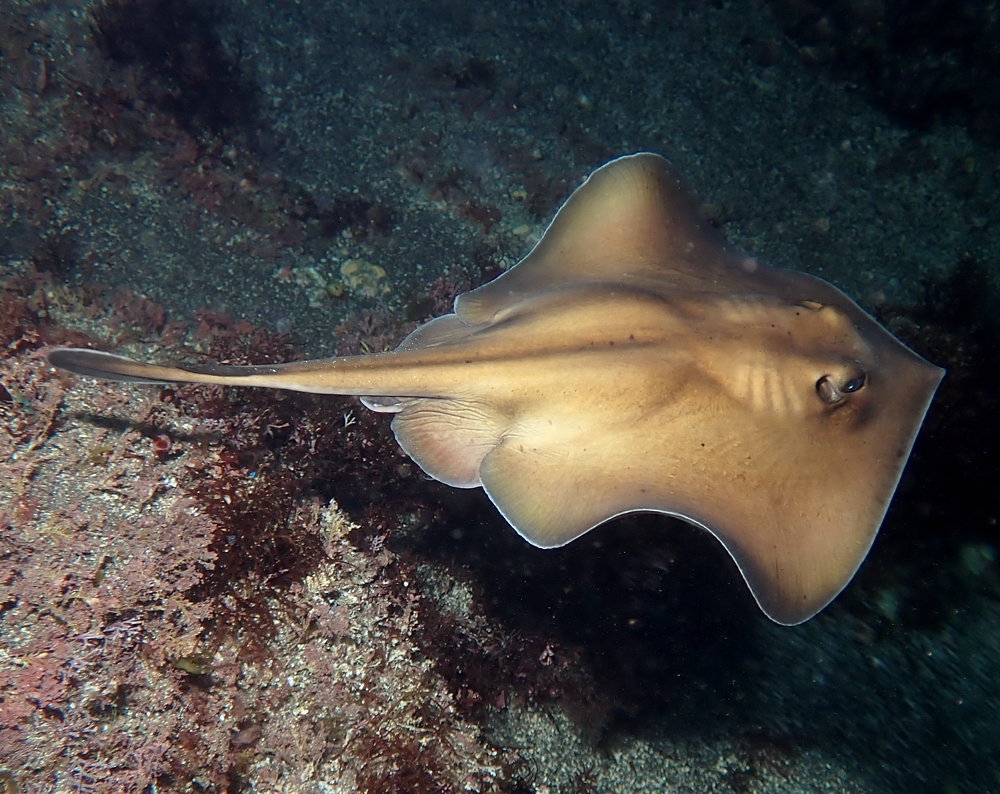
(47, 153, 943, 624)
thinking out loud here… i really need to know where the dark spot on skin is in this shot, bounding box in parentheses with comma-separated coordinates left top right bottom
(608, 340, 615, 346)
(629, 334, 635, 340)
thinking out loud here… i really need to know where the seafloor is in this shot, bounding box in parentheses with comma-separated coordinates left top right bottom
(1, 0, 999, 792)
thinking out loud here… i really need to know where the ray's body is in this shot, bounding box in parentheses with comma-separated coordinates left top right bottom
(48, 154, 943, 624)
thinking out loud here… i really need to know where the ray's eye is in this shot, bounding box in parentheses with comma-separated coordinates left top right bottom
(816, 366, 867, 404)
(842, 372, 866, 393)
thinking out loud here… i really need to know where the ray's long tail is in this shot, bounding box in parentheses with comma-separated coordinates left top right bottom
(46, 348, 293, 386)
(44, 346, 420, 397)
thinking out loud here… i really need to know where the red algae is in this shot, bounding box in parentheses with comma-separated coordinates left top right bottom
(0, 268, 522, 792)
